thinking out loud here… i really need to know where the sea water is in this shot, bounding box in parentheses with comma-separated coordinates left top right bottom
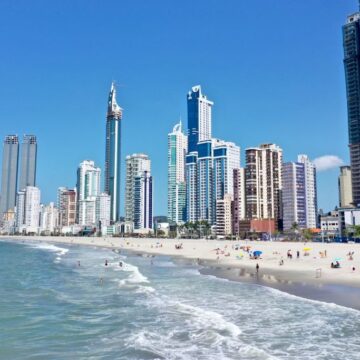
(0, 239, 359, 360)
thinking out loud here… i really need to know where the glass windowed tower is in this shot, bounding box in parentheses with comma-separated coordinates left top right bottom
(105, 83, 123, 222)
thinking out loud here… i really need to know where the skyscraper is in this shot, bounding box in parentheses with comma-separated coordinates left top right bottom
(0, 135, 19, 218)
(282, 162, 306, 230)
(187, 85, 213, 153)
(57, 187, 77, 227)
(19, 135, 37, 191)
(245, 144, 283, 226)
(297, 155, 317, 228)
(134, 170, 153, 230)
(168, 121, 187, 224)
(213, 140, 240, 201)
(125, 154, 151, 223)
(185, 151, 198, 223)
(15, 186, 41, 234)
(76, 160, 101, 226)
(232, 168, 246, 235)
(343, 12, 360, 206)
(105, 82, 122, 222)
(339, 165, 353, 207)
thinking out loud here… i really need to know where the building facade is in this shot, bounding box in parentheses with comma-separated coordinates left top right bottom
(215, 194, 232, 237)
(57, 187, 77, 227)
(282, 162, 306, 230)
(245, 144, 283, 227)
(343, 12, 360, 206)
(40, 202, 58, 234)
(125, 153, 151, 223)
(96, 192, 111, 229)
(76, 160, 101, 226)
(232, 168, 246, 235)
(168, 121, 187, 224)
(19, 135, 37, 191)
(134, 170, 153, 230)
(15, 186, 41, 234)
(0, 135, 19, 218)
(339, 165, 353, 207)
(297, 155, 317, 228)
(187, 85, 213, 153)
(105, 82, 122, 222)
(185, 152, 198, 223)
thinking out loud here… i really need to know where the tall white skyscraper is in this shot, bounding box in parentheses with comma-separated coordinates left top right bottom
(282, 162, 306, 230)
(168, 121, 187, 224)
(76, 160, 101, 226)
(125, 154, 151, 223)
(297, 154, 317, 229)
(96, 192, 111, 228)
(16, 186, 41, 234)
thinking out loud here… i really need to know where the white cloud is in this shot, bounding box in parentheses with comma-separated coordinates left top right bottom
(313, 155, 344, 172)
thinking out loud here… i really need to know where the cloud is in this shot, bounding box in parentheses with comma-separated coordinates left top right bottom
(313, 155, 344, 172)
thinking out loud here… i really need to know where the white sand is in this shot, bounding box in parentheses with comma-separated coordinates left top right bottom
(2, 236, 360, 287)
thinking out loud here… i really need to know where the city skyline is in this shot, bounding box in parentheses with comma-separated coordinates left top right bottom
(0, 1, 355, 216)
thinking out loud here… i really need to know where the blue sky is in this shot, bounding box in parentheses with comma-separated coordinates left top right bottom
(0, 0, 356, 216)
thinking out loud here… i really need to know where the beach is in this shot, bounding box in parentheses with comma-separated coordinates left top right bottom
(2, 235, 360, 310)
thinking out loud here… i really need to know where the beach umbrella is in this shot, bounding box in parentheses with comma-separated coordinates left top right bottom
(303, 247, 311, 251)
(253, 250, 262, 256)
(333, 257, 342, 262)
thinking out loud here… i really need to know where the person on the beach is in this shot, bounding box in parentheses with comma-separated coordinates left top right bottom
(105, 260, 108, 266)
(119, 261, 123, 267)
(256, 263, 259, 273)
(297, 251, 300, 259)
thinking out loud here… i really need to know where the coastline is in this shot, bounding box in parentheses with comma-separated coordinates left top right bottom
(2, 235, 360, 310)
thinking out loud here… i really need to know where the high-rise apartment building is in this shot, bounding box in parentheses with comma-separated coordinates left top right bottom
(57, 187, 77, 227)
(19, 135, 37, 191)
(343, 12, 360, 206)
(105, 82, 122, 222)
(185, 152, 198, 223)
(0, 135, 19, 218)
(15, 186, 41, 234)
(339, 165, 353, 207)
(213, 141, 240, 200)
(168, 121, 187, 224)
(187, 85, 213, 153)
(134, 170, 153, 230)
(282, 162, 306, 230)
(232, 168, 245, 235)
(297, 155, 317, 228)
(245, 144, 283, 227)
(215, 194, 232, 237)
(125, 154, 151, 223)
(76, 160, 101, 226)
(40, 202, 58, 234)
(96, 192, 111, 228)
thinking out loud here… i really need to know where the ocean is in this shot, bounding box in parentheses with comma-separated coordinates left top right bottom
(0, 239, 359, 360)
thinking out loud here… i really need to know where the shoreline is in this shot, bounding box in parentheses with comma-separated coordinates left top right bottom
(2, 235, 360, 310)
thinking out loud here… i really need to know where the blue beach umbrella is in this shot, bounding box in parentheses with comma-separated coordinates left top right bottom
(333, 257, 342, 262)
(253, 250, 263, 256)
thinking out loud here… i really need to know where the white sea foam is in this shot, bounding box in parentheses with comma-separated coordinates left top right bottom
(117, 262, 150, 286)
(171, 300, 241, 337)
(28, 242, 69, 256)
